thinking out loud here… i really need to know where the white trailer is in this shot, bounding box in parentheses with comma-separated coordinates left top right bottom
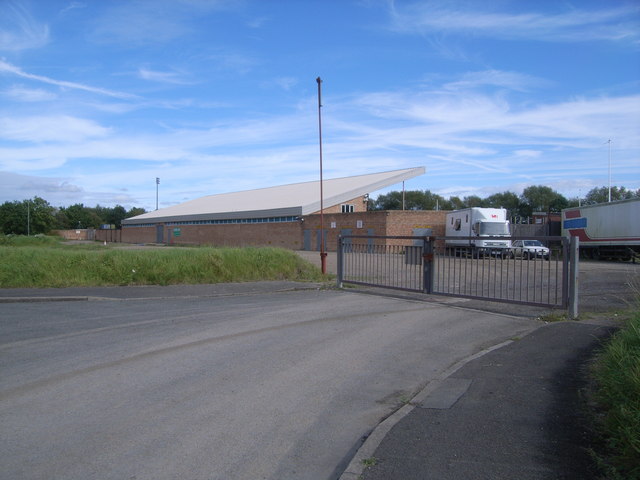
(562, 198, 640, 260)
(445, 207, 511, 254)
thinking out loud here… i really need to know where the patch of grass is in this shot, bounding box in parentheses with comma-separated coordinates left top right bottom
(0, 233, 62, 247)
(591, 307, 640, 479)
(361, 457, 378, 467)
(0, 239, 326, 287)
(537, 311, 570, 323)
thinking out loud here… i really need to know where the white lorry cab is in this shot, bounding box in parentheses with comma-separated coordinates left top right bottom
(445, 207, 511, 255)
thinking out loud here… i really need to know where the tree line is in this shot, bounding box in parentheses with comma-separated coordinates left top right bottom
(369, 185, 639, 221)
(1, 185, 638, 236)
(0, 197, 146, 235)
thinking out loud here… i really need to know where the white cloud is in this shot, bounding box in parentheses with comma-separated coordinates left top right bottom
(2, 84, 57, 102)
(0, 60, 138, 100)
(0, 0, 50, 51)
(389, 2, 640, 44)
(138, 67, 193, 85)
(273, 77, 298, 91)
(443, 70, 552, 93)
(0, 115, 111, 143)
(0, 68, 637, 208)
(89, 0, 239, 46)
(514, 150, 542, 158)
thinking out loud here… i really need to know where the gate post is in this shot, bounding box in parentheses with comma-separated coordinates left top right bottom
(422, 236, 434, 294)
(337, 235, 343, 288)
(568, 236, 579, 319)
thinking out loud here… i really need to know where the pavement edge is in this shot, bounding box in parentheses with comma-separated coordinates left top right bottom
(338, 338, 517, 480)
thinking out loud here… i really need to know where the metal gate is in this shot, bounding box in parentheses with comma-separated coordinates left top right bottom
(337, 235, 578, 315)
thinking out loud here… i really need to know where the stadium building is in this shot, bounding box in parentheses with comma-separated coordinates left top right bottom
(120, 167, 447, 250)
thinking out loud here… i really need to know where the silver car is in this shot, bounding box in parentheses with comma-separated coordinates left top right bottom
(511, 240, 550, 260)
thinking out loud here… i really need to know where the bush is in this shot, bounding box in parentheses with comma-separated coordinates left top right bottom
(592, 309, 640, 479)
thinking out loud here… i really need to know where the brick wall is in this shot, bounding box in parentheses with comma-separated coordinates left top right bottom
(122, 226, 158, 244)
(385, 210, 448, 236)
(122, 222, 302, 249)
(169, 222, 302, 248)
(95, 229, 122, 243)
(301, 210, 448, 251)
(120, 210, 448, 251)
(312, 195, 368, 214)
(52, 229, 90, 240)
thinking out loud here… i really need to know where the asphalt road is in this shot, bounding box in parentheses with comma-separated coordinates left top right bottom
(0, 288, 539, 480)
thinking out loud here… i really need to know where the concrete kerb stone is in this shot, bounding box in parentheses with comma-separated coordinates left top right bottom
(0, 296, 89, 303)
(0, 281, 329, 303)
(338, 338, 521, 480)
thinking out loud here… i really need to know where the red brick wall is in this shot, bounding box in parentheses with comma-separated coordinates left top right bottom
(52, 229, 89, 240)
(122, 226, 158, 244)
(170, 222, 302, 248)
(384, 210, 448, 236)
(312, 195, 368, 214)
(95, 229, 122, 243)
(122, 222, 303, 249)
(301, 210, 448, 251)
(120, 210, 448, 251)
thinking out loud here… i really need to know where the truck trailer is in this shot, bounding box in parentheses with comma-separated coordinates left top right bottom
(562, 198, 640, 261)
(445, 207, 511, 255)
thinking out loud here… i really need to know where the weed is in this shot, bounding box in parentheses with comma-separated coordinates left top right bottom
(361, 457, 378, 468)
(537, 311, 570, 323)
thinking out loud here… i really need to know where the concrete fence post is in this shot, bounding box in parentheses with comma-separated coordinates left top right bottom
(568, 236, 579, 319)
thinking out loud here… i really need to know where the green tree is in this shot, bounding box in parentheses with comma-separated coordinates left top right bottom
(107, 205, 127, 228)
(520, 186, 568, 217)
(447, 196, 465, 210)
(0, 201, 24, 234)
(484, 191, 523, 220)
(58, 204, 102, 229)
(126, 207, 146, 218)
(583, 186, 640, 205)
(462, 195, 483, 208)
(372, 190, 450, 211)
(0, 197, 55, 234)
(371, 191, 403, 210)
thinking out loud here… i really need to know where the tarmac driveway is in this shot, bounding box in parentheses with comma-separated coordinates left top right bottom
(0, 287, 539, 480)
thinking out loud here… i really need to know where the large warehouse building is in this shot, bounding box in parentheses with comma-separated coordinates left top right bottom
(121, 167, 448, 250)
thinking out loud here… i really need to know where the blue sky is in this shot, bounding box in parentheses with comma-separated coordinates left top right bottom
(1, 0, 638, 211)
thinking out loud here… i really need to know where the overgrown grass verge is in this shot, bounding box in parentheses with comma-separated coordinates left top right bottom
(0, 237, 325, 287)
(591, 306, 640, 479)
(0, 233, 62, 247)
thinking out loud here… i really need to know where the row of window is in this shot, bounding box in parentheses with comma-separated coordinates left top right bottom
(123, 216, 299, 228)
(341, 204, 355, 213)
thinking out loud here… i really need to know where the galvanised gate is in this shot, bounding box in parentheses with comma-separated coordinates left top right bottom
(337, 235, 579, 316)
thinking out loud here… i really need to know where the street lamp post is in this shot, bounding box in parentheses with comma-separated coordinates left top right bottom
(316, 77, 327, 274)
(156, 177, 160, 210)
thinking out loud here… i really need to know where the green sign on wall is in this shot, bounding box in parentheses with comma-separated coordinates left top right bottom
(173, 228, 181, 237)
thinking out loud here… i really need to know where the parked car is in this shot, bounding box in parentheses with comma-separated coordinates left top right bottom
(511, 240, 550, 260)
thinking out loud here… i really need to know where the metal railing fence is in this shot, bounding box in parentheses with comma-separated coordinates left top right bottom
(434, 236, 569, 308)
(337, 235, 577, 312)
(337, 235, 429, 293)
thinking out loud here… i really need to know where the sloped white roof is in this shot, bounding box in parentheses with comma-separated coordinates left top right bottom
(123, 167, 425, 224)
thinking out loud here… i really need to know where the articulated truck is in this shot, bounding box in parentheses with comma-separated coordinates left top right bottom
(562, 198, 640, 261)
(445, 207, 511, 255)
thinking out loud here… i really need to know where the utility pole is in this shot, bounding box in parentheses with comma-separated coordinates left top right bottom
(156, 177, 160, 210)
(316, 77, 327, 275)
(607, 139, 612, 202)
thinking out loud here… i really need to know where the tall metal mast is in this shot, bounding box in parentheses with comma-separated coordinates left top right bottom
(316, 77, 327, 274)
